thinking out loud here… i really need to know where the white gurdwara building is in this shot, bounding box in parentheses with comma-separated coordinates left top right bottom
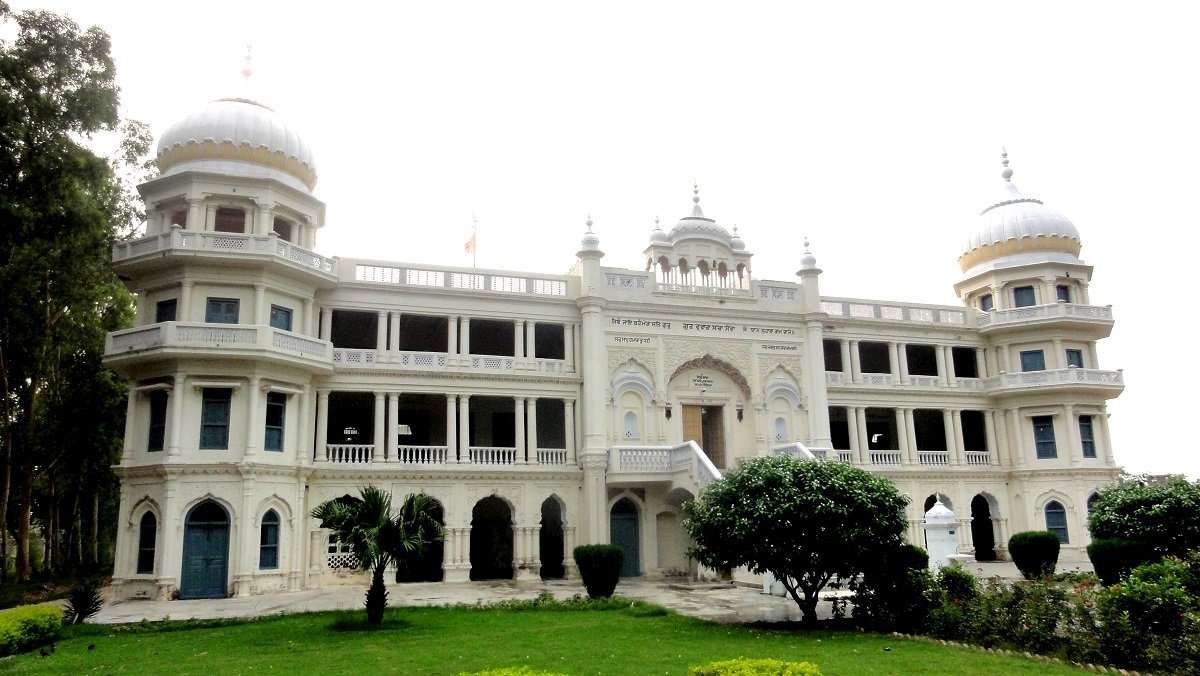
(105, 90, 1123, 601)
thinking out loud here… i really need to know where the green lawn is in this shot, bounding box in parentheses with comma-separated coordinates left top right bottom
(0, 603, 1088, 675)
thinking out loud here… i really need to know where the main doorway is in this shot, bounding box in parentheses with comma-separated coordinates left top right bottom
(682, 405, 725, 467)
(470, 496, 514, 580)
(610, 498, 641, 577)
(180, 501, 230, 599)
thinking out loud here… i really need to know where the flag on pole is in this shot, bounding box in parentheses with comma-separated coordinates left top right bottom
(465, 214, 478, 267)
(464, 231, 476, 255)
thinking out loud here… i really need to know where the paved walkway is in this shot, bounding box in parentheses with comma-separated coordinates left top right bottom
(94, 559, 1092, 625)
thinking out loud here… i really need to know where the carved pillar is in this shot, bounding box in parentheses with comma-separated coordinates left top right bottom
(514, 320, 525, 358)
(887, 342, 901, 382)
(320, 308, 333, 341)
(849, 340, 862, 384)
(375, 311, 387, 352)
(389, 312, 401, 351)
(983, 410, 999, 465)
(1008, 407, 1024, 467)
(448, 315, 459, 355)
(179, 280, 194, 322)
(1064, 403, 1081, 465)
(167, 374, 185, 457)
(246, 376, 262, 457)
(316, 391, 330, 461)
(526, 321, 537, 358)
(459, 395, 471, 462)
(804, 320, 832, 448)
(855, 406, 869, 464)
(254, 284, 267, 326)
(564, 400, 576, 464)
(373, 393, 385, 462)
(564, 324, 575, 371)
(186, 198, 203, 231)
(934, 345, 948, 387)
(897, 342, 909, 384)
(514, 397, 526, 463)
(122, 388, 138, 466)
(297, 385, 311, 465)
(303, 297, 314, 336)
(975, 347, 987, 378)
(445, 395, 458, 463)
(388, 393, 400, 462)
(951, 409, 965, 464)
(527, 397, 539, 464)
(460, 317, 471, 355)
(839, 339, 852, 378)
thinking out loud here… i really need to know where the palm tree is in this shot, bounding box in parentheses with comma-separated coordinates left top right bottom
(311, 486, 443, 625)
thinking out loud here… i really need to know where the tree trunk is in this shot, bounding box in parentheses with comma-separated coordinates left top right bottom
(0, 454, 10, 583)
(15, 463, 31, 582)
(90, 490, 99, 568)
(365, 563, 389, 625)
(800, 588, 819, 627)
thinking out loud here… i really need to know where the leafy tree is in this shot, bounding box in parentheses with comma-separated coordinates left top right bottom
(684, 456, 909, 626)
(0, 2, 149, 581)
(312, 486, 443, 625)
(1088, 476, 1200, 558)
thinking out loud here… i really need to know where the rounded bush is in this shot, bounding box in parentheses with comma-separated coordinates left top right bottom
(937, 565, 978, 605)
(0, 604, 62, 656)
(1087, 538, 1156, 585)
(894, 543, 929, 572)
(572, 544, 623, 598)
(1008, 531, 1060, 579)
(689, 658, 822, 675)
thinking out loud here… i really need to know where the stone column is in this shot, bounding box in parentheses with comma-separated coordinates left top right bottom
(135, 290, 148, 324)
(246, 376, 262, 457)
(186, 198, 203, 231)
(389, 313, 401, 351)
(254, 202, 273, 236)
(122, 388, 138, 465)
(526, 321, 537, 358)
(254, 284, 267, 326)
(579, 300, 609, 544)
(167, 374, 185, 457)
(804, 320, 832, 448)
(1041, 276, 1058, 305)
(855, 406, 869, 464)
(514, 320, 525, 358)
(845, 406, 860, 462)
(1099, 410, 1115, 464)
(179, 280, 194, 321)
(934, 345, 948, 387)
(445, 395, 458, 463)
(849, 340, 862, 384)
(887, 342, 901, 382)
(297, 385, 311, 465)
(945, 346, 958, 386)
(901, 408, 916, 463)
(316, 391, 330, 461)
(983, 410, 999, 465)
(303, 298, 314, 336)
(894, 408, 908, 460)
(448, 315, 459, 354)
(564, 324, 575, 370)
(237, 478, 256, 596)
(839, 340, 852, 378)
(951, 410, 966, 464)
(997, 344, 1010, 373)
(459, 395, 471, 462)
(376, 311, 387, 352)
(940, 409, 955, 462)
(373, 393, 385, 462)
(388, 393, 400, 462)
(897, 343, 909, 384)
(514, 397, 526, 463)
(1008, 407, 1024, 467)
(1064, 403, 1080, 465)
(204, 204, 216, 231)
(975, 347, 987, 378)
(564, 400, 576, 464)
(527, 397, 539, 464)
(460, 317, 471, 355)
(320, 308, 333, 341)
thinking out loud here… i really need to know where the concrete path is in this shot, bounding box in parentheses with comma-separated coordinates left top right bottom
(93, 559, 1092, 626)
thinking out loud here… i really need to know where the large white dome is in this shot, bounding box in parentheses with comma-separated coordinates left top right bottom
(157, 97, 317, 193)
(667, 187, 733, 245)
(959, 155, 1082, 274)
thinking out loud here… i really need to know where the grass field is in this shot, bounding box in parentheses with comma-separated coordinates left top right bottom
(0, 601, 1089, 675)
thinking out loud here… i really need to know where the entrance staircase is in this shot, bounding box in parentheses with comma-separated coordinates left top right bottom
(606, 441, 722, 495)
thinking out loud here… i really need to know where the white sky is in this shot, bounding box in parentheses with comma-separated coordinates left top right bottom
(20, 1, 1199, 477)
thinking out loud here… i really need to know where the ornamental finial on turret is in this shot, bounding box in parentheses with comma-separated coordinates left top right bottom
(241, 44, 254, 81)
(690, 181, 705, 218)
(1001, 146, 1013, 182)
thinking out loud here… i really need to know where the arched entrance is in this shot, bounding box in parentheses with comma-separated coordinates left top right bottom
(396, 499, 445, 582)
(539, 497, 565, 580)
(180, 501, 230, 599)
(470, 496, 513, 580)
(971, 495, 996, 561)
(667, 355, 752, 470)
(610, 498, 641, 577)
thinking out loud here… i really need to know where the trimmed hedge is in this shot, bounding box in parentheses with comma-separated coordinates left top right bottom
(573, 545, 623, 598)
(689, 658, 822, 675)
(1008, 531, 1060, 579)
(1087, 538, 1156, 585)
(0, 603, 62, 656)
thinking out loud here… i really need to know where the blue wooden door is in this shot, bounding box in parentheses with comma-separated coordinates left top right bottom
(610, 499, 641, 577)
(180, 503, 229, 599)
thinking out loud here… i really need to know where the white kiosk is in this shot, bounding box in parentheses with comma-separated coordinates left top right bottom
(922, 499, 960, 572)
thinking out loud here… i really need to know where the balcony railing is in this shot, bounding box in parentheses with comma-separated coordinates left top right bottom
(536, 448, 568, 465)
(837, 450, 855, 463)
(106, 322, 332, 366)
(964, 451, 992, 466)
(395, 445, 447, 464)
(326, 444, 373, 464)
(984, 368, 1124, 393)
(330, 348, 571, 376)
(918, 451, 951, 466)
(869, 451, 903, 466)
(113, 228, 336, 276)
(772, 442, 819, 460)
(977, 303, 1113, 328)
(468, 446, 518, 465)
(608, 441, 722, 489)
(820, 298, 969, 326)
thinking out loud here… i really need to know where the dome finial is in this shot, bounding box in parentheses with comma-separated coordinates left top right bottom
(803, 237, 811, 254)
(690, 181, 705, 217)
(241, 43, 254, 81)
(1000, 146, 1013, 182)
(586, 212, 593, 233)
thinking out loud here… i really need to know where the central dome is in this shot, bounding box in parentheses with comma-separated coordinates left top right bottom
(667, 186, 732, 245)
(959, 153, 1081, 274)
(157, 97, 317, 193)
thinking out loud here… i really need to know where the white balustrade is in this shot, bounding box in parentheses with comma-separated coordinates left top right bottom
(860, 373, 893, 386)
(656, 283, 753, 298)
(836, 451, 855, 463)
(332, 348, 377, 366)
(978, 303, 1113, 328)
(536, 448, 568, 465)
(113, 230, 335, 275)
(394, 445, 447, 464)
(351, 263, 570, 297)
(271, 329, 329, 358)
(907, 375, 940, 387)
(395, 351, 448, 369)
(608, 442, 722, 489)
(470, 355, 515, 371)
(869, 451, 903, 466)
(918, 451, 951, 466)
(108, 324, 165, 352)
(772, 442, 818, 460)
(825, 371, 845, 386)
(106, 322, 332, 362)
(984, 368, 1123, 392)
(325, 444, 374, 463)
(612, 447, 672, 472)
(964, 451, 992, 466)
(468, 446, 517, 465)
(820, 298, 968, 326)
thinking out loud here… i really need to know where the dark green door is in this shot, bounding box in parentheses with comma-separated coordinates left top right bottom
(610, 498, 641, 577)
(180, 501, 230, 599)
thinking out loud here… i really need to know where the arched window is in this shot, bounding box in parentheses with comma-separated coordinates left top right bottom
(774, 417, 787, 442)
(259, 509, 280, 569)
(136, 512, 157, 574)
(1044, 501, 1069, 543)
(623, 411, 639, 439)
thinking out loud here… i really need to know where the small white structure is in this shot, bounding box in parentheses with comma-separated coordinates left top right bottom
(922, 499, 959, 572)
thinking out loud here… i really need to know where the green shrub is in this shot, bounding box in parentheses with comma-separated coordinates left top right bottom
(689, 658, 822, 675)
(63, 578, 104, 625)
(572, 545, 623, 598)
(936, 565, 978, 606)
(1088, 477, 1200, 557)
(1008, 531, 1060, 579)
(1087, 538, 1156, 585)
(0, 603, 62, 656)
(459, 668, 566, 676)
(851, 544, 935, 632)
(1096, 556, 1200, 674)
(925, 565, 979, 640)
